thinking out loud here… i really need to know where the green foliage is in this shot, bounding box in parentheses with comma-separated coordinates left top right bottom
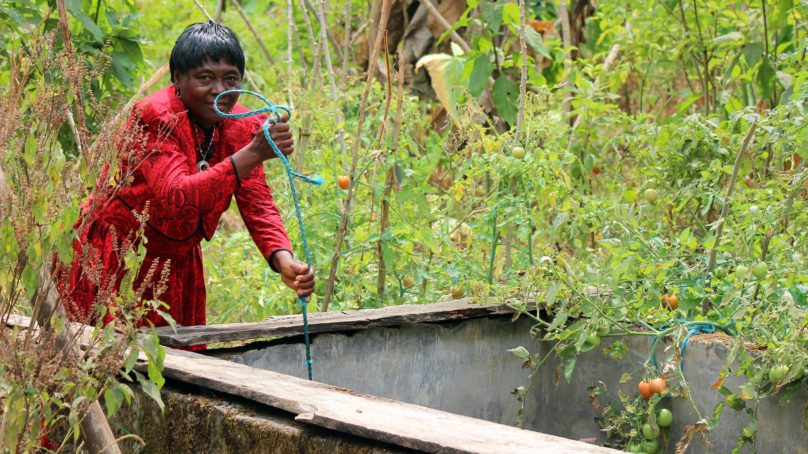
(1, 0, 806, 450)
(0, 2, 163, 449)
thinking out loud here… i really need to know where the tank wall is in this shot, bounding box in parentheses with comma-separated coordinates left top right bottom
(223, 317, 808, 453)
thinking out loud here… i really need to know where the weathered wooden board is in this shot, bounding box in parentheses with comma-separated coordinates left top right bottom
(157, 346, 620, 454)
(156, 299, 521, 347)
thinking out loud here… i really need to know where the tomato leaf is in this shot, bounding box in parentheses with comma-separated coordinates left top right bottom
(66, 0, 105, 43)
(508, 346, 531, 360)
(492, 75, 519, 125)
(756, 56, 776, 100)
(482, 0, 505, 33)
(467, 53, 493, 98)
(563, 355, 577, 383)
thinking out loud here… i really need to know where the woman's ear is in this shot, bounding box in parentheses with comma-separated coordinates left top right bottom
(173, 72, 184, 97)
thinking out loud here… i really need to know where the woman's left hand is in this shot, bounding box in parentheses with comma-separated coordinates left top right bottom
(272, 250, 316, 298)
(268, 114, 294, 158)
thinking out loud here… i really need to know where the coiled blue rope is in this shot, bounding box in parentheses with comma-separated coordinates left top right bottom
(214, 89, 322, 380)
(650, 320, 722, 374)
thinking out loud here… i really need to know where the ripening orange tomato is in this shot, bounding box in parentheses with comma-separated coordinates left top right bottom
(338, 175, 350, 190)
(650, 377, 667, 395)
(661, 293, 679, 310)
(638, 380, 654, 400)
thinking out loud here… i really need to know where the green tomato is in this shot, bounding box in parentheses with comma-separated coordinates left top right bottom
(752, 262, 768, 280)
(642, 438, 659, 453)
(735, 264, 749, 279)
(626, 444, 643, 453)
(644, 188, 658, 203)
(769, 365, 788, 382)
(657, 408, 673, 428)
(512, 146, 526, 159)
(642, 423, 659, 440)
(583, 333, 601, 350)
(714, 267, 728, 279)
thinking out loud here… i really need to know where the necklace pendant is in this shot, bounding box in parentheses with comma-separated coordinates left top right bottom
(197, 160, 210, 172)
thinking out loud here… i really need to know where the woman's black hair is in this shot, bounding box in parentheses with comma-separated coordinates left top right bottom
(169, 21, 245, 82)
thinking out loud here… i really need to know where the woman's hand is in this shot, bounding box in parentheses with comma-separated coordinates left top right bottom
(271, 250, 316, 298)
(232, 115, 295, 182)
(251, 114, 294, 160)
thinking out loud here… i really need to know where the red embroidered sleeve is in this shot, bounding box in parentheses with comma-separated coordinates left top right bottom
(235, 163, 293, 268)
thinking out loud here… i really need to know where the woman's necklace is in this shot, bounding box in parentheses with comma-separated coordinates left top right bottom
(193, 123, 216, 172)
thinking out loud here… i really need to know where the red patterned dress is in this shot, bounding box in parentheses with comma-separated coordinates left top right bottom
(63, 85, 292, 330)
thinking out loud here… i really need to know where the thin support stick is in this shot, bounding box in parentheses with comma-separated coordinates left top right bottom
(230, 0, 277, 65)
(322, 0, 393, 311)
(703, 121, 757, 314)
(515, 0, 528, 135)
(416, 0, 470, 52)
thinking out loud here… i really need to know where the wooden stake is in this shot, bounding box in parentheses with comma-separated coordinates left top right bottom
(33, 265, 121, 454)
(703, 121, 757, 315)
(322, 0, 393, 311)
(230, 0, 277, 65)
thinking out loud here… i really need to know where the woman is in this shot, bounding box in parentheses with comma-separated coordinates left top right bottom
(63, 22, 315, 332)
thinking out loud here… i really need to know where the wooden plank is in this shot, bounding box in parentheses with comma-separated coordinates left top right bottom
(157, 347, 620, 454)
(156, 299, 518, 347)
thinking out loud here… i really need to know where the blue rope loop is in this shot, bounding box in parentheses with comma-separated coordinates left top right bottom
(214, 89, 318, 381)
(650, 319, 720, 374)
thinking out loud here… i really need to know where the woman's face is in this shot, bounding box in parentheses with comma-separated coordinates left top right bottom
(174, 59, 242, 128)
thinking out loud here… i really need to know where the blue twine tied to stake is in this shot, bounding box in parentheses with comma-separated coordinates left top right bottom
(214, 89, 323, 380)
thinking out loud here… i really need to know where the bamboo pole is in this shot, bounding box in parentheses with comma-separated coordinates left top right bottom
(342, 0, 352, 75)
(703, 121, 757, 314)
(230, 0, 277, 65)
(559, 0, 572, 114)
(515, 0, 528, 136)
(322, 0, 393, 311)
(375, 47, 404, 302)
(304, 0, 344, 61)
(33, 265, 121, 454)
(566, 44, 620, 151)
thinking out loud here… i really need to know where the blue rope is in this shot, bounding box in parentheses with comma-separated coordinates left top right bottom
(214, 89, 321, 380)
(650, 320, 719, 374)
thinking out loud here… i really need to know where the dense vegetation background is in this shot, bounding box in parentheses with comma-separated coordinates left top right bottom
(0, 0, 805, 451)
